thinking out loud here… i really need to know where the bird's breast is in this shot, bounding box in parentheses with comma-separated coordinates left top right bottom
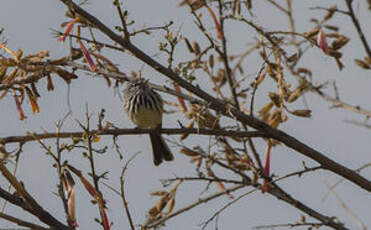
(128, 105, 162, 129)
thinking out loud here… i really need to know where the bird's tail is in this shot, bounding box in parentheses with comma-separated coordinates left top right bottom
(149, 132, 174, 166)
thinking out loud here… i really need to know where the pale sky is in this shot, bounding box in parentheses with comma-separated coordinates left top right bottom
(0, 0, 370, 229)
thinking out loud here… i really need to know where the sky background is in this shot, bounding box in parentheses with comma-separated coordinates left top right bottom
(0, 0, 370, 229)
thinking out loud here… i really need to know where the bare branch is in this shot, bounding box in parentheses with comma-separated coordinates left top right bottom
(344, 0, 371, 57)
(144, 184, 245, 228)
(0, 212, 50, 230)
(0, 162, 70, 230)
(120, 152, 140, 230)
(0, 128, 266, 144)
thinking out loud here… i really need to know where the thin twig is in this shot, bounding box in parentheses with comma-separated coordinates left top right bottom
(120, 152, 140, 230)
(344, 0, 371, 57)
(201, 166, 323, 229)
(322, 162, 371, 201)
(253, 222, 324, 229)
(324, 181, 366, 230)
(144, 184, 244, 228)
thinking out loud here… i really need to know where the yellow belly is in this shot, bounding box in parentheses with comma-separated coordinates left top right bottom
(129, 106, 162, 129)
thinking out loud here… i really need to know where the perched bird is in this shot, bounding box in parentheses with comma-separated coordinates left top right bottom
(122, 78, 174, 166)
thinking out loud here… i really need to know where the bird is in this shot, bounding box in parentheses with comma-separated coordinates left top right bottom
(122, 78, 174, 166)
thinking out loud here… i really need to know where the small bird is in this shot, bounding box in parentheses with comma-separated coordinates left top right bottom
(122, 78, 174, 166)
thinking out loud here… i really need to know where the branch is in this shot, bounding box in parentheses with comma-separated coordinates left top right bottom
(232, 16, 371, 118)
(161, 177, 243, 186)
(0, 212, 50, 230)
(200, 166, 347, 230)
(0, 128, 266, 144)
(0, 163, 70, 230)
(58, 0, 371, 192)
(344, 0, 371, 57)
(120, 152, 140, 230)
(269, 184, 347, 230)
(144, 184, 244, 228)
(253, 222, 324, 229)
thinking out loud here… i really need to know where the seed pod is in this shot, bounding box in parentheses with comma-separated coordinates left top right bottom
(335, 58, 344, 71)
(304, 27, 320, 38)
(268, 92, 281, 107)
(323, 5, 337, 22)
(46, 74, 54, 91)
(354, 59, 370, 69)
(259, 50, 267, 61)
(16, 50, 23, 60)
(0, 66, 7, 80)
(31, 83, 40, 97)
(331, 36, 349, 50)
(287, 90, 301, 103)
(268, 115, 281, 128)
(167, 198, 175, 214)
(324, 25, 339, 32)
(208, 54, 214, 69)
(287, 53, 298, 63)
(265, 64, 275, 77)
(291, 109, 312, 118)
(297, 67, 312, 77)
(192, 41, 200, 55)
(254, 70, 266, 86)
(2, 69, 18, 84)
(150, 191, 169, 196)
(364, 57, 371, 65)
(258, 102, 274, 117)
(180, 147, 200, 157)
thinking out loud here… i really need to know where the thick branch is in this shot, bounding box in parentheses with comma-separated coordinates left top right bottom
(0, 181, 69, 230)
(269, 184, 347, 230)
(0, 128, 266, 144)
(0, 212, 50, 230)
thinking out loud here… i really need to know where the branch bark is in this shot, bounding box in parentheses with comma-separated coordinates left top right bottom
(0, 128, 266, 144)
